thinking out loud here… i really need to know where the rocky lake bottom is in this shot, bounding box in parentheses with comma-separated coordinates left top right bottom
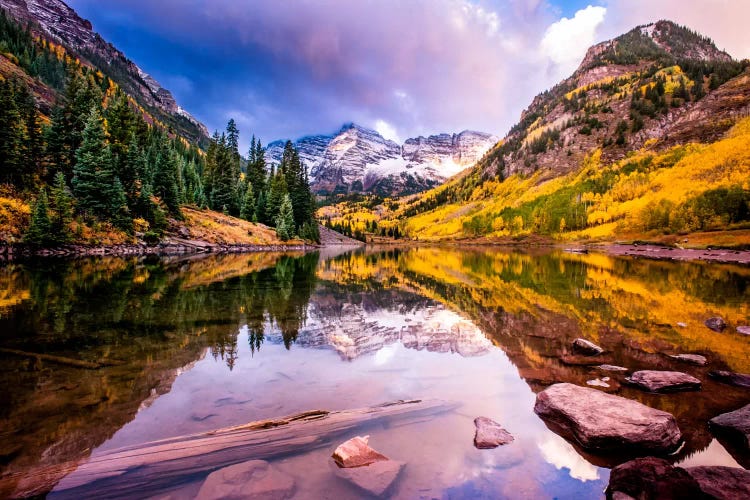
(0, 247, 749, 498)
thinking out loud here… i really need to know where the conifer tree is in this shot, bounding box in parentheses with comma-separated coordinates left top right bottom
(72, 107, 110, 215)
(240, 182, 256, 221)
(276, 194, 295, 241)
(49, 171, 73, 244)
(153, 148, 182, 216)
(266, 168, 287, 226)
(25, 189, 51, 246)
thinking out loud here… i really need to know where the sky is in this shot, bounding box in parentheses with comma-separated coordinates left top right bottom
(66, 0, 750, 150)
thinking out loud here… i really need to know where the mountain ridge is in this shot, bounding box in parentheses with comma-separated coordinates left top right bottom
(266, 123, 497, 197)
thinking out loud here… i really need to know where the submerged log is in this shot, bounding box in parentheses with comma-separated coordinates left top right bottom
(5, 399, 456, 499)
(0, 348, 122, 370)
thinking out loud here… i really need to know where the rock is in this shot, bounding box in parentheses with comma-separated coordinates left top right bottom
(534, 383, 682, 454)
(676, 322, 688, 328)
(705, 317, 727, 332)
(587, 377, 611, 388)
(560, 353, 611, 366)
(625, 370, 702, 393)
(332, 435, 388, 468)
(686, 466, 750, 499)
(572, 338, 604, 356)
(708, 370, 750, 388)
(473, 416, 514, 449)
(605, 457, 706, 500)
(737, 326, 750, 335)
(333, 459, 405, 497)
(669, 354, 708, 366)
(598, 364, 629, 372)
(196, 460, 295, 500)
(710, 404, 750, 454)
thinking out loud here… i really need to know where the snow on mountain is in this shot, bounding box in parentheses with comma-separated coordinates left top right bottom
(266, 123, 497, 196)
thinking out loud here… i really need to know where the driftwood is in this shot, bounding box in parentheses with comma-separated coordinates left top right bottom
(0, 348, 123, 370)
(6, 399, 457, 499)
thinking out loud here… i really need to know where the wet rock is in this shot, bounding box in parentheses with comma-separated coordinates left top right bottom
(333, 459, 405, 497)
(572, 338, 604, 356)
(709, 404, 750, 455)
(737, 326, 750, 336)
(605, 457, 706, 500)
(534, 383, 682, 454)
(704, 317, 727, 332)
(474, 416, 514, 449)
(708, 370, 750, 388)
(560, 353, 611, 366)
(196, 460, 295, 500)
(676, 322, 688, 328)
(597, 364, 629, 372)
(669, 354, 708, 366)
(587, 377, 611, 388)
(332, 435, 388, 468)
(686, 466, 750, 499)
(625, 370, 702, 393)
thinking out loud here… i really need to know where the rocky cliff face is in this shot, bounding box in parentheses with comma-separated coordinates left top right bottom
(0, 0, 209, 143)
(267, 123, 497, 196)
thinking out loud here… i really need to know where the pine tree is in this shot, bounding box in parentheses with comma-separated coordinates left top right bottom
(276, 194, 295, 241)
(153, 148, 182, 216)
(49, 171, 73, 244)
(25, 189, 52, 246)
(72, 107, 110, 215)
(240, 182, 256, 221)
(266, 168, 287, 226)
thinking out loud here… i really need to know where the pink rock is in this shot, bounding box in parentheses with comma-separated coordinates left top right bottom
(474, 417, 514, 448)
(332, 435, 388, 468)
(334, 459, 405, 497)
(196, 460, 295, 500)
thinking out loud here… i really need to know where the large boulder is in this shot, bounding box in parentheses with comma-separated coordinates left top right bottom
(534, 383, 682, 454)
(473, 417, 514, 449)
(625, 370, 702, 393)
(686, 466, 750, 500)
(332, 436, 388, 468)
(705, 317, 727, 332)
(605, 457, 706, 500)
(708, 370, 750, 388)
(670, 354, 708, 366)
(196, 460, 295, 500)
(709, 404, 750, 456)
(572, 338, 604, 356)
(333, 459, 405, 497)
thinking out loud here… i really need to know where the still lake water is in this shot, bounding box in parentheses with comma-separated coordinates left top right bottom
(1, 247, 749, 499)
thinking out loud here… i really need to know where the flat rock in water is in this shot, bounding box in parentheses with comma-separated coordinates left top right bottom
(705, 317, 727, 332)
(196, 460, 295, 500)
(598, 364, 629, 372)
(625, 370, 702, 393)
(686, 466, 750, 500)
(560, 353, 611, 366)
(676, 322, 688, 328)
(737, 326, 750, 335)
(587, 377, 610, 388)
(708, 370, 750, 388)
(670, 354, 708, 366)
(334, 459, 405, 497)
(710, 404, 750, 454)
(534, 383, 682, 454)
(605, 457, 704, 500)
(332, 435, 388, 468)
(474, 416, 514, 448)
(572, 338, 604, 356)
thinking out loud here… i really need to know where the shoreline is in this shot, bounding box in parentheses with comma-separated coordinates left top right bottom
(597, 243, 750, 265)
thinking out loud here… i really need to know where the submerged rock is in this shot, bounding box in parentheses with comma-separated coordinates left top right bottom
(597, 364, 629, 372)
(474, 416, 514, 449)
(710, 404, 750, 455)
(534, 383, 682, 454)
(572, 338, 604, 356)
(705, 317, 727, 332)
(708, 370, 750, 388)
(332, 435, 388, 468)
(676, 322, 688, 328)
(196, 460, 295, 500)
(605, 457, 704, 500)
(686, 466, 750, 499)
(334, 459, 405, 497)
(625, 370, 702, 393)
(560, 353, 611, 366)
(587, 377, 611, 388)
(670, 354, 708, 366)
(737, 326, 750, 336)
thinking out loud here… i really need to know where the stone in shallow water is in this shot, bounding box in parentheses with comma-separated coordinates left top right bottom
(587, 377, 610, 388)
(737, 326, 750, 335)
(708, 370, 750, 388)
(710, 404, 750, 456)
(534, 383, 682, 453)
(625, 370, 702, 393)
(572, 338, 604, 356)
(598, 364, 629, 372)
(473, 416, 514, 449)
(605, 457, 703, 500)
(196, 460, 295, 500)
(334, 459, 405, 497)
(705, 317, 727, 332)
(332, 435, 388, 468)
(676, 322, 688, 328)
(686, 466, 750, 500)
(670, 354, 708, 366)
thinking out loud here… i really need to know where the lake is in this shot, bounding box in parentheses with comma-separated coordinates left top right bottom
(1, 247, 749, 499)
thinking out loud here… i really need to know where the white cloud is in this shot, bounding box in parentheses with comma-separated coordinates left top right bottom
(541, 5, 607, 79)
(538, 434, 600, 482)
(374, 119, 401, 143)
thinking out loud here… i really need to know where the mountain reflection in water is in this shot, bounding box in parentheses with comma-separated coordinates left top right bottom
(0, 247, 748, 498)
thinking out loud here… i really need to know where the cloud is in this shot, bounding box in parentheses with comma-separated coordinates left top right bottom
(541, 5, 606, 79)
(375, 120, 401, 143)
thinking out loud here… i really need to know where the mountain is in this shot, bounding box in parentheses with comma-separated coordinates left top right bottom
(328, 21, 750, 244)
(266, 123, 497, 196)
(0, 0, 208, 143)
